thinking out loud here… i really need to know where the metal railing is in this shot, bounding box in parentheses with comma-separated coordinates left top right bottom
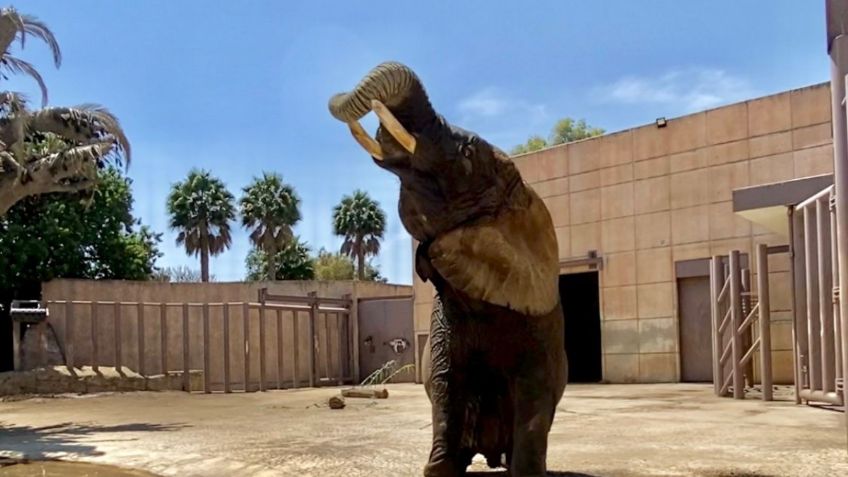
(790, 185, 845, 406)
(711, 245, 774, 400)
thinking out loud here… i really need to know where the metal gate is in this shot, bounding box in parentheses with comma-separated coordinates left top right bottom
(789, 186, 845, 406)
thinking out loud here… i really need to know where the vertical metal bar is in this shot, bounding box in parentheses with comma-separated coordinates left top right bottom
(792, 208, 809, 402)
(818, 197, 836, 394)
(114, 302, 122, 371)
(710, 257, 722, 396)
(182, 303, 190, 392)
(832, 192, 844, 387)
(788, 207, 803, 404)
(741, 266, 754, 387)
(65, 302, 74, 371)
(137, 302, 145, 377)
(259, 302, 267, 391)
(276, 309, 283, 389)
(804, 205, 823, 392)
(223, 303, 231, 393)
(202, 303, 211, 394)
(91, 302, 99, 373)
(730, 250, 745, 399)
(308, 292, 317, 388)
(757, 244, 773, 401)
(292, 311, 300, 388)
(336, 313, 344, 386)
(243, 302, 251, 392)
(160, 303, 168, 375)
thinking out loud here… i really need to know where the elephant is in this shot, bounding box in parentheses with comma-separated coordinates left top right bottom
(328, 61, 567, 477)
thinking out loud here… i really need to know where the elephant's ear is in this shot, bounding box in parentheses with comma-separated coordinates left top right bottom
(428, 188, 559, 317)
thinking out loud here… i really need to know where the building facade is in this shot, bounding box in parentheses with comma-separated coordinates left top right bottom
(412, 81, 835, 384)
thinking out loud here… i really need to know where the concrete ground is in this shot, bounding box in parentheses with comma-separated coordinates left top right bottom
(0, 384, 846, 477)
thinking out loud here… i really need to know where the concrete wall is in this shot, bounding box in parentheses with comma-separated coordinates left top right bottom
(413, 82, 834, 384)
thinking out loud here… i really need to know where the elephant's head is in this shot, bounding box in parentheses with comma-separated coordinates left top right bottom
(328, 61, 560, 317)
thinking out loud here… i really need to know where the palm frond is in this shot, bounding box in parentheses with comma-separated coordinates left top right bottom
(20, 13, 61, 67)
(0, 55, 47, 106)
(28, 105, 131, 164)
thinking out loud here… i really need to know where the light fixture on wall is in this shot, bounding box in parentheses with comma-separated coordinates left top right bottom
(656, 117, 668, 128)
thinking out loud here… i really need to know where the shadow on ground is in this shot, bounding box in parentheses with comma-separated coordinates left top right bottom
(467, 472, 598, 476)
(0, 422, 186, 460)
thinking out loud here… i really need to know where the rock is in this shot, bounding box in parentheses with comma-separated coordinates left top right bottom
(329, 395, 346, 409)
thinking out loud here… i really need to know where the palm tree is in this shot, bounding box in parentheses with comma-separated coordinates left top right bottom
(332, 190, 386, 281)
(166, 169, 236, 282)
(239, 172, 301, 281)
(0, 7, 130, 216)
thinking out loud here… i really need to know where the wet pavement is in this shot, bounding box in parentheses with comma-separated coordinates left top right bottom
(0, 383, 846, 476)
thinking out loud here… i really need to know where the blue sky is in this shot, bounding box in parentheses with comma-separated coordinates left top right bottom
(7, 1, 829, 284)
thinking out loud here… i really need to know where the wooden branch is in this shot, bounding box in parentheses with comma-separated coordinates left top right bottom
(341, 388, 389, 399)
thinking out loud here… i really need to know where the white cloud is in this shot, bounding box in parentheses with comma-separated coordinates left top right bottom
(454, 87, 550, 149)
(595, 67, 758, 112)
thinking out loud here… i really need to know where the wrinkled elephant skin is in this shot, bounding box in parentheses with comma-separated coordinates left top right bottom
(329, 61, 567, 477)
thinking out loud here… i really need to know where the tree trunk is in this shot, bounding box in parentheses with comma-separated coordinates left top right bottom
(200, 248, 210, 283)
(267, 245, 277, 281)
(356, 236, 365, 281)
(200, 227, 210, 283)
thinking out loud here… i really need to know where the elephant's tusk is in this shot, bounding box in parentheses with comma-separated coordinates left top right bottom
(371, 99, 416, 154)
(347, 120, 384, 160)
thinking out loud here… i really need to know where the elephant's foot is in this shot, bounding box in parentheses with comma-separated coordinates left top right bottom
(423, 459, 463, 477)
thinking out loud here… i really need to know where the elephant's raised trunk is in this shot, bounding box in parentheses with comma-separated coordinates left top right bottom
(328, 61, 437, 159)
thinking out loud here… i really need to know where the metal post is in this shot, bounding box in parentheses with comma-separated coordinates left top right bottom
(202, 303, 210, 394)
(833, 191, 844, 387)
(818, 197, 837, 393)
(276, 309, 283, 389)
(292, 311, 300, 388)
(182, 303, 190, 392)
(826, 1, 848, 446)
(730, 251, 745, 399)
(789, 207, 804, 404)
(710, 257, 723, 396)
(804, 206, 823, 392)
(757, 244, 774, 401)
(258, 302, 266, 392)
(243, 302, 251, 392)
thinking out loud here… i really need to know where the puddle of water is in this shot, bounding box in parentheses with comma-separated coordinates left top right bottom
(0, 460, 159, 477)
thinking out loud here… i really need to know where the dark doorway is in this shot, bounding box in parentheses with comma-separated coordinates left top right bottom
(559, 272, 602, 383)
(678, 276, 713, 382)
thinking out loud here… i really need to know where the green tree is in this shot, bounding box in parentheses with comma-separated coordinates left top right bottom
(313, 248, 355, 280)
(0, 7, 130, 215)
(0, 167, 161, 294)
(239, 172, 300, 281)
(245, 238, 314, 281)
(510, 117, 604, 155)
(166, 169, 235, 282)
(151, 265, 208, 283)
(332, 190, 386, 281)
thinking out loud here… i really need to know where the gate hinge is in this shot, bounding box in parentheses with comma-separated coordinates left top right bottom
(830, 194, 837, 211)
(834, 286, 841, 304)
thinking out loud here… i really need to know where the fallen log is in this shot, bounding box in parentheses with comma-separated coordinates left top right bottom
(341, 388, 389, 399)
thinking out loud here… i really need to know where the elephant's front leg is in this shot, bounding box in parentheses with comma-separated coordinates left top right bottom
(509, 375, 556, 477)
(424, 297, 467, 477)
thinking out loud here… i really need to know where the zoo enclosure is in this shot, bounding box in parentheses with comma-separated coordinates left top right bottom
(34, 290, 358, 393)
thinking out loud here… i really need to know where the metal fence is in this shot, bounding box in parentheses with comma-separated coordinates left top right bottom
(711, 245, 774, 400)
(40, 291, 356, 393)
(790, 185, 845, 406)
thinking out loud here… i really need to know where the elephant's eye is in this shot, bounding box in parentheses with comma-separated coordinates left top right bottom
(459, 143, 475, 159)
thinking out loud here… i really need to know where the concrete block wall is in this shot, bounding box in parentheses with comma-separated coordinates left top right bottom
(412, 81, 834, 384)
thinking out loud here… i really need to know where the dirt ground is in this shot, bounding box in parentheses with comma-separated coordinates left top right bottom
(0, 383, 846, 477)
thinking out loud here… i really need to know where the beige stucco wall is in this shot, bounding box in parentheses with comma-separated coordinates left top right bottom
(413, 81, 834, 384)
